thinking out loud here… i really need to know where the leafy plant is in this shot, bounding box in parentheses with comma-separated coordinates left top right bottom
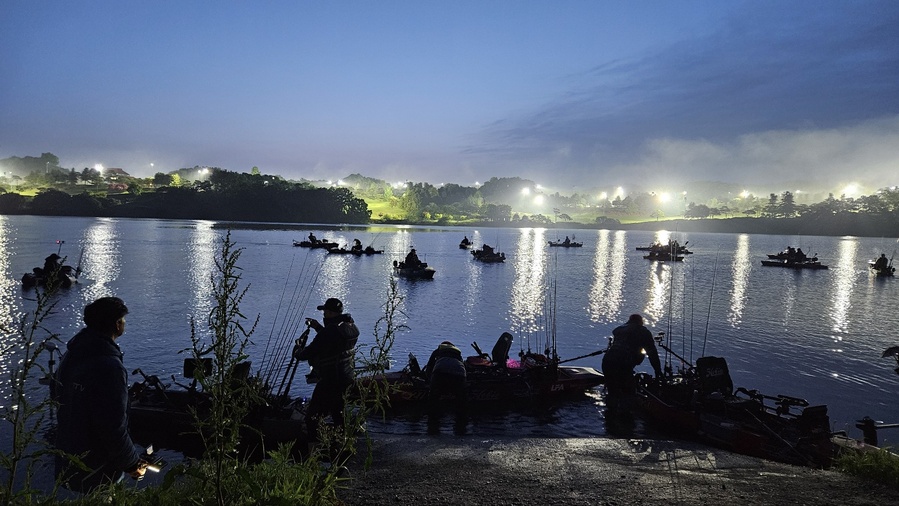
(0, 274, 64, 503)
(185, 230, 262, 505)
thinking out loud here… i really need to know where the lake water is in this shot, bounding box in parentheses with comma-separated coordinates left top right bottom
(2, 215, 898, 446)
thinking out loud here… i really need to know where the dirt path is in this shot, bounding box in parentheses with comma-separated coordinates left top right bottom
(338, 435, 899, 505)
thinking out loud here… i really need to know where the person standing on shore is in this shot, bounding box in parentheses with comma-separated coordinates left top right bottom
(295, 297, 360, 445)
(54, 297, 148, 493)
(601, 314, 663, 415)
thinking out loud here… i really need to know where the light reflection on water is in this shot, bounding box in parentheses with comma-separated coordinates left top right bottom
(188, 221, 216, 325)
(830, 237, 858, 335)
(80, 218, 121, 302)
(509, 228, 546, 334)
(588, 229, 626, 324)
(728, 234, 751, 327)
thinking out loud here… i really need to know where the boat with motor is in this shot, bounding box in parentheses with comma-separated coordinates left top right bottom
(633, 345, 836, 468)
(471, 245, 505, 263)
(392, 260, 436, 279)
(125, 359, 308, 458)
(459, 236, 472, 249)
(328, 245, 384, 256)
(636, 240, 692, 255)
(643, 251, 684, 262)
(548, 237, 583, 248)
(294, 239, 339, 249)
(869, 254, 895, 277)
(357, 332, 604, 406)
(760, 258, 828, 269)
(21, 248, 83, 288)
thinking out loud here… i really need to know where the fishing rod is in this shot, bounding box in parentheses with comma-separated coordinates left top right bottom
(557, 349, 605, 365)
(702, 249, 720, 358)
(75, 246, 85, 278)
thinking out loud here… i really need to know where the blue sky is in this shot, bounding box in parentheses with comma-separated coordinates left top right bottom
(2, 1, 897, 194)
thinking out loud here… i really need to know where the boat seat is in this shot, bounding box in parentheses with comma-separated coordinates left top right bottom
(696, 356, 734, 397)
(491, 332, 513, 367)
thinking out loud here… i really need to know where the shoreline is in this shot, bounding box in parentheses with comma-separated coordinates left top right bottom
(338, 435, 899, 505)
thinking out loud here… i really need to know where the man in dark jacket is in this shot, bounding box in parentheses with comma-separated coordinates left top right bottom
(601, 314, 663, 414)
(55, 297, 147, 493)
(296, 297, 359, 442)
(424, 341, 468, 434)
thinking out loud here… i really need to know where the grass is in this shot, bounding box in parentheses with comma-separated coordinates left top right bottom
(833, 446, 899, 488)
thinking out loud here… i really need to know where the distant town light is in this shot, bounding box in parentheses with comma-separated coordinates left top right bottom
(521, 187, 530, 196)
(615, 186, 624, 197)
(599, 191, 607, 200)
(740, 190, 750, 198)
(94, 164, 104, 173)
(534, 195, 545, 205)
(658, 192, 671, 203)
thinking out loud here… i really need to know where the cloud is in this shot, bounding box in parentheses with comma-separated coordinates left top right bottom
(468, 2, 899, 190)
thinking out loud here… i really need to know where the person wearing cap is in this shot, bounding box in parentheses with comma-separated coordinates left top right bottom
(601, 314, 663, 415)
(54, 297, 149, 492)
(295, 297, 360, 444)
(423, 341, 468, 433)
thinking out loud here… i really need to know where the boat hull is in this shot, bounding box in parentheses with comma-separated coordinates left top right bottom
(360, 362, 603, 406)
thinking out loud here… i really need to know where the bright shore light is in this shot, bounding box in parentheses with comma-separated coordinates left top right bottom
(740, 190, 750, 198)
(842, 183, 861, 198)
(534, 195, 545, 205)
(658, 192, 671, 203)
(94, 164, 104, 173)
(521, 187, 531, 196)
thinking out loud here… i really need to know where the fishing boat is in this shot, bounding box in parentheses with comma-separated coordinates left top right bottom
(459, 237, 472, 249)
(471, 245, 505, 263)
(358, 333, 603, 406)
(869, 254, 895, 277)
(327, 246, 384, 256)
(634, 353, 836, 468)
(548, 237, 583, 248)
(21, 247, 83, 288)
(392, 260, 436, 279)
(643, 251, 684, 262)
(21, 265, 80, 288)
(636, 240, 692, 255)
(294, 239, 339, 249)
(126, 360, 308, 457)
(760, 259, 828, 269)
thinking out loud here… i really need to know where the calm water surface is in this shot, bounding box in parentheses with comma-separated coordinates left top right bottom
(2, 215, 898, 445)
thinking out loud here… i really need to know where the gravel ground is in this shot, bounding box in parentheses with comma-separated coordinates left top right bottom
(337, 436, 899, 506)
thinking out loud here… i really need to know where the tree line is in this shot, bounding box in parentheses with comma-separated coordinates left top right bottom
(0, 168, 371, 224)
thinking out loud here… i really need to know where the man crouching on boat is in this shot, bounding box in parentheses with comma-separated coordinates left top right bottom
(424, 341, 468, 434)
(602, 314, 663, 416)
(296, 297, 359, 447)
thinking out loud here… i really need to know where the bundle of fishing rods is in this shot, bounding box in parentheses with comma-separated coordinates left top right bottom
(257, 252, 327, 402)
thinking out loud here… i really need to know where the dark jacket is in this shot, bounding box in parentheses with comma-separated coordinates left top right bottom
(604, 321, 663, 376)
(55, 328, 141, 489)
(296, 313, 359, 385)
(425, 343, 466, 379)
